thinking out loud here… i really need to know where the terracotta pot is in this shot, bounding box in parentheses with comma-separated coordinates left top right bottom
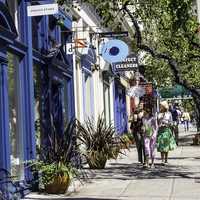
(45, 175, 70, 194)
(193, 134, 200, 145)
(87, 154, 107, 169)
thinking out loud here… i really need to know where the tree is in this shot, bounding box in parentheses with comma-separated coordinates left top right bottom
(59, 0, 200, 128)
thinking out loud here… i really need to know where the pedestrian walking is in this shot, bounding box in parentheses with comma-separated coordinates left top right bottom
(130, 109, 146, 165)
(142, 108, 158, 168)
(157, 101, 177, 165)
(170, 104, 179, 145)
(182, 110, 190, 131)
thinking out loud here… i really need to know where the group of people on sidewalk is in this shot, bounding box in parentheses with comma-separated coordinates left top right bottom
(130, 101, 177, 168)
(170, 104, 191, 132)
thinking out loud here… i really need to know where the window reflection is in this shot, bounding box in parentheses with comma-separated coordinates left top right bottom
(103, 82, 111, 125)
(84, 73, 92, 119)
(62, 80, 68, 125)
(8, 52, 24, 180)
(34, 65, 41, 158)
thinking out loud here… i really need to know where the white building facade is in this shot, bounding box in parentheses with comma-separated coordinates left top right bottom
(72, 3, 115, 125)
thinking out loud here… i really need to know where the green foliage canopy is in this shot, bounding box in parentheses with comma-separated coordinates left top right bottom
(59, 0, 200, 91)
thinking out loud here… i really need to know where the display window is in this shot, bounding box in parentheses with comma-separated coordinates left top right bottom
(8, 52, 24, 180)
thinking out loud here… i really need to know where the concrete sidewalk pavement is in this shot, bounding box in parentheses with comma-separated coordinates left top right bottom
(24, 127, 200, 200)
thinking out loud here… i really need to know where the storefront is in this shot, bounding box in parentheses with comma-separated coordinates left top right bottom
(0, 0, 34, 182)
(32, 6, 75, 152)
(0, 0, 74, 187)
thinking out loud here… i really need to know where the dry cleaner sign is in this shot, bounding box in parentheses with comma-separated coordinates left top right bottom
(27, 4, 58, 17)
(113, 53, 138, 72)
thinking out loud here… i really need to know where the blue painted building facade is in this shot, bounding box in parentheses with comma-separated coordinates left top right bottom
(114, 79, 128, 135)
(0, 0, 74, 184)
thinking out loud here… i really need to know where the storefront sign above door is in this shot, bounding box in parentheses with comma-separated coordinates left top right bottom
(27, 3, 58, 16)
(113, 53, 138, 72)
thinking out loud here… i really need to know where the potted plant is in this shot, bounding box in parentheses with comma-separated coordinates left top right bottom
(30, 119, 81, 194)
(31, 161, 76, 194)
(193, 133, 200, 145)
(76, 115, 123, 169)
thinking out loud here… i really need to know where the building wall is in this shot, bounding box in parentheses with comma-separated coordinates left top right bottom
(72, 5, 114, 125)
(0, 0, 74, 184)
(0, 0, 36, 181)
(72, 3, 130, 132)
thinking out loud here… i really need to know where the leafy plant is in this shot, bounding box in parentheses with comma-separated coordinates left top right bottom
(41, 118, 77, 165)
(30, 161, 76, 186)
(29, 118, 83, 191)
(76, 115, 124, 168)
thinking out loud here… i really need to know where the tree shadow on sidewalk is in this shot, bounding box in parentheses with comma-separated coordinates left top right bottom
(178, 135, 194, 146)
(65, 198, 119, 200)
(25, 198, 119, 200)
(86, 162, 200, 181)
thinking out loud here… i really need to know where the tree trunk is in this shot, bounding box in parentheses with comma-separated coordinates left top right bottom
(123, 5, 200, 132)
(192, 93, 200, 131)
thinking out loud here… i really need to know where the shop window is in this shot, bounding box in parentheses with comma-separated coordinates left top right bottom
(75, 61, 81, 120)
(103, 82, 111, 125)
(7, 52, 24, 180)
(32, 17, 41, 50)
(83, 73, 93, 119)
(62, 79, 69, 125)
(34, 65, 41, 157)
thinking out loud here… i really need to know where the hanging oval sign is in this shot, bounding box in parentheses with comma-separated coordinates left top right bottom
(101, 39, 129, 64)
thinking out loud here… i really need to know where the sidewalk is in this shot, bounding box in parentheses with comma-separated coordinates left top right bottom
(24, 127, 200, 200)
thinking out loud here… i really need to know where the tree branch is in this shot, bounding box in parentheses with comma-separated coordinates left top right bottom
(123, 4, 200, 98)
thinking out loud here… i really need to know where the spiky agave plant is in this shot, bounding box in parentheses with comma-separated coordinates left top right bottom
(76, 114, 122, 169)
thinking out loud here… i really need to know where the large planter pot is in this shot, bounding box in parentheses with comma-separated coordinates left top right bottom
(44, 175, 70, 194)
(193, 134, 200, 145)
(87, 152, 107, 169)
